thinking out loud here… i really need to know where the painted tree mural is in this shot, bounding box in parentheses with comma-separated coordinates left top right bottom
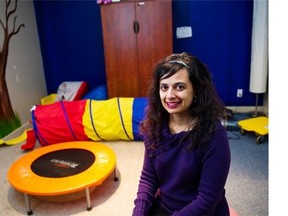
(0, 0, 24, 137)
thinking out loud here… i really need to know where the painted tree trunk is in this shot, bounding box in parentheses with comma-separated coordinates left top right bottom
(0, 0, 24, 121)
(0, 33, 14, 120)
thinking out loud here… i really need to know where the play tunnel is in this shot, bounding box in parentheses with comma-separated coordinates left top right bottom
(31, 97, 147, 146)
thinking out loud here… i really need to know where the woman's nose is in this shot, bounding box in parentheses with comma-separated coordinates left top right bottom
(167, 88, 176, 99)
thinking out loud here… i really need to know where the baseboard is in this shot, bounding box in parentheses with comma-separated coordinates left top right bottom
(3, 122, 32, 140)
(226, 106, 268, 116)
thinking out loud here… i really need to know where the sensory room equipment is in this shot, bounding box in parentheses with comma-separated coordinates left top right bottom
(238, 116, 268, 143)
(20, 97, 147, 150)
(8, 141, 117, 215)
(40, 81, 89, 105)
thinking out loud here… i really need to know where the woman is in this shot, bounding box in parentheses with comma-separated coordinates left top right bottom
(132, 53, 231, 216)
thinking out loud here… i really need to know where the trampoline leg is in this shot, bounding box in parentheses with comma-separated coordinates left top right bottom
(114, 167, 119, 181)
(24, 193, 33, 215)
(85, 188, 92, 211)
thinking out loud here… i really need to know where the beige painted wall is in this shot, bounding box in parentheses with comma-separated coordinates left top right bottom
(0, 1, 46, 124)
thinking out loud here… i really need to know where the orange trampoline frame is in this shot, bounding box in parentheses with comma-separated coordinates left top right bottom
(7, 141, 117, 215)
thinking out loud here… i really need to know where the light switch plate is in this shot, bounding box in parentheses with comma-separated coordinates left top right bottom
(176, 26, 192, 39)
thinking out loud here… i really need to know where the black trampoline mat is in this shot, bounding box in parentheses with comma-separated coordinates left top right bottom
(31, 148, 95, 178)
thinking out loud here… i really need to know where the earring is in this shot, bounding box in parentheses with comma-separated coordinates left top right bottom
(193, 96, 197, 103)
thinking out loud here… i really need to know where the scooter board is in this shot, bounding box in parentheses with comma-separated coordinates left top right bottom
(238, 116, 268, 143)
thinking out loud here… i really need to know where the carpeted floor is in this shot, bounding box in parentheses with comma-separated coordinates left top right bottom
(226, 131, 268, 216)
(0, 115, 268, 216)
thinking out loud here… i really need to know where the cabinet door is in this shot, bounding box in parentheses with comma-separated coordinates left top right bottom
(100, 2, 140, 98)
(136, 0, 173, 96)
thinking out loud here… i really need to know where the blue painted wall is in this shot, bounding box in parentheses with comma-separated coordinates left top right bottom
(33, 1, 106, 94)
(34, 0, 258, 106)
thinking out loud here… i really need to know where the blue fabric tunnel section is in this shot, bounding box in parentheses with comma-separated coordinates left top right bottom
(132, 97, 147, 141)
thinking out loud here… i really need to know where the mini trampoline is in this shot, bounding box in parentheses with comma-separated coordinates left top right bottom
(7, 141, 117, 215)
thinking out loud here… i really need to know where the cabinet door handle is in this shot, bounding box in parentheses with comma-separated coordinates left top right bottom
(133, 20, 140, 34)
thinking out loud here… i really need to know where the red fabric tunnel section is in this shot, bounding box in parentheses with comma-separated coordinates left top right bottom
(32, 100, 90, 146)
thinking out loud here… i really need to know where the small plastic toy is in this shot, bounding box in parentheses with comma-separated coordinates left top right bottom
(97, 0, 112, 5)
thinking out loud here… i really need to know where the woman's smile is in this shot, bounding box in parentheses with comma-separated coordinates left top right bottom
(166, 101, 181, 109)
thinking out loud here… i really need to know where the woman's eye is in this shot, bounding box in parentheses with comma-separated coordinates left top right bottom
(176, 84, 185, 91)
(160, 85, 168, 91)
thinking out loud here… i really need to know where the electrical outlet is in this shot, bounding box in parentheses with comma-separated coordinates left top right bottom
(237, 89, 243, 98)
(16, 74, 19, 83)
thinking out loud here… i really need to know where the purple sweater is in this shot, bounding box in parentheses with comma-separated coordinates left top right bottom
(132, 121, 231, 216)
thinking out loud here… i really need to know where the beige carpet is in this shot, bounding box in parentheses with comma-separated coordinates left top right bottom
(1, 139, 144, 216)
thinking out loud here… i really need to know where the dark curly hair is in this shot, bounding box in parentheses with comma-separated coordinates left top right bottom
(139, 52, 226, 150)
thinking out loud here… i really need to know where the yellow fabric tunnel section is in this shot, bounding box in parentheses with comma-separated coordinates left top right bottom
(83, 97, 135, 141)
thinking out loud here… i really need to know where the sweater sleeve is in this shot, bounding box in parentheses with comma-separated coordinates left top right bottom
(132, 149, 159, 216)
(173, 127, 231, 216)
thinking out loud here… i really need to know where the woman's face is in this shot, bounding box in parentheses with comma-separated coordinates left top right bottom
(159, 68, 194, 116)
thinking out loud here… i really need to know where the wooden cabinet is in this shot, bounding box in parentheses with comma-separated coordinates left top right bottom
(100, 0, 172, 98)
